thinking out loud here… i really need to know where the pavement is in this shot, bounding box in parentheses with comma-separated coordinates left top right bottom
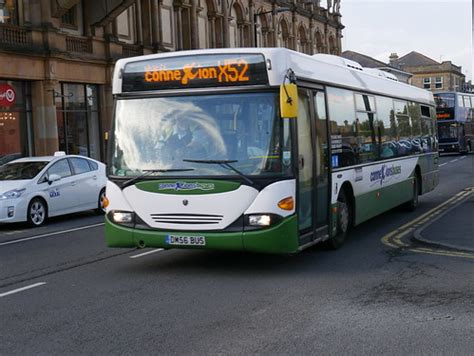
(414, 191, 474, 252)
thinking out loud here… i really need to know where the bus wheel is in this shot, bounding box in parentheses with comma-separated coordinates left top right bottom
(405, 175, 419, 212)
(326, 190, 351, 250)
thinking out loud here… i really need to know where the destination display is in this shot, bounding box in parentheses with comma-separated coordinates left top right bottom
(436, 108, 454, 120)
(122, 54, 269, 92)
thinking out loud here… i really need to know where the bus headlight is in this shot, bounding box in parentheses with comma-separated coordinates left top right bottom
(249, 214, 272, 226)
(245, 214, 282, 229)
(109, 210, 135, 226)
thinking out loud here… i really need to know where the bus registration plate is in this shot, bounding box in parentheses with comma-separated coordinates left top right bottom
(166, 235, 206, 246)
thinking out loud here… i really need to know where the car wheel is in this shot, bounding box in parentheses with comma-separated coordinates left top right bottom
(95, 188, 106, 215)
(27, 198, 47, 227)
(325, 189, 351, 250)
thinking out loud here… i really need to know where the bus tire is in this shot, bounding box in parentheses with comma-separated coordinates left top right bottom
(325, 189, 351, 250)
(405, 175, 419, 212)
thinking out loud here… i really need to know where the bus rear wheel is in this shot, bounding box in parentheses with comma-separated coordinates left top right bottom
(325, 190, 351, 250)
(404, 175, 419, 212)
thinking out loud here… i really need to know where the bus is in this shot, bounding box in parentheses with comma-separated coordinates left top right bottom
(104, 48, 439, 254)
(434, 91, 474, 154)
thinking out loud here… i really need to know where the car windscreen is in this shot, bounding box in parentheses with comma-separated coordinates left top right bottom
(0, 161, 49, 180)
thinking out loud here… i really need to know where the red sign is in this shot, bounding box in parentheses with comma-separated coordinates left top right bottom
(0, 84, 16, 107)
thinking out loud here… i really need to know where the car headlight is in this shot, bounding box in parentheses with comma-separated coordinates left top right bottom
(0, 188, 26, 200)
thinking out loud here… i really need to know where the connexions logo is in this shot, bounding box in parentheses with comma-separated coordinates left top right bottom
(159, 182, 215, 191)
(370, 164, 402, 185)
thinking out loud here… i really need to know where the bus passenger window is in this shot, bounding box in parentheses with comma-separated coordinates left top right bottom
(354, 112, 377, 163)
(375, 96, 397, 158)
(420, 105, 433, 152)
(408, 102, 423, 153)
(394, 100, 413, 156)
(327, 87, 357, 168)
(354, 94, 377, 163)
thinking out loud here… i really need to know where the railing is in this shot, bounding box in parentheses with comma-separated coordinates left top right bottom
(0, 24, 31, 47)
(122, 44, 143, 58)
(66, 36, 93, 53)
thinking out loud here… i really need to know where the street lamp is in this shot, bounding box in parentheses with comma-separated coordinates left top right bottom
(253, 7, 291, 47)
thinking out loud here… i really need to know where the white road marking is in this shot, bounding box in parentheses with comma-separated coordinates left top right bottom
(0, 223, 105, 247)
(129, 249, 164, 259)
(440, 157, 466, 167)
(0, 282, 46, 298)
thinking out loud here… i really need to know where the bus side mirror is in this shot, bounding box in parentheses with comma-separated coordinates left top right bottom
(280, 84, 298, 118)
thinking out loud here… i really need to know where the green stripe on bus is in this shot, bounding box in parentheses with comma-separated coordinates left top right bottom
(354, 179, 413, 225)
(135, 179, 242, 195)
(105, 215, 299, 254)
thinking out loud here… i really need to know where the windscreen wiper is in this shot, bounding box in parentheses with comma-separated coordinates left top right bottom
(182, 159, 257, 187)
(122, 168, 194, 188)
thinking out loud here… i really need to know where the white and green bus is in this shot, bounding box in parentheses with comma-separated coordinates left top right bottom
(105, 48, 439, 253)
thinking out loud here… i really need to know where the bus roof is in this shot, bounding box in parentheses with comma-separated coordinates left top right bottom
(434, 91, 474, 96)
(113, 48, 434, 104)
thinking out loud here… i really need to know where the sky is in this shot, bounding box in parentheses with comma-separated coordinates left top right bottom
(339, 0, 473, 81)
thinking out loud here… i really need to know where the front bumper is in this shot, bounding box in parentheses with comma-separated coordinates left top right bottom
(439, 144, 459, 153)
(0, 198, 28, 223)
(105, 215, 299, 254)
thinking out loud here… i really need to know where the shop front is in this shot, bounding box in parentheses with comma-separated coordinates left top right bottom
(0, 80, 32, 164)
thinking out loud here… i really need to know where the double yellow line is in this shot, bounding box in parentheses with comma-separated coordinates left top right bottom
(381, 187, 474, 259)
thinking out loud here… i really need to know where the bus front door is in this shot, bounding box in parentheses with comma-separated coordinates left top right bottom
(312, 91, 330, 236)
(297, 89, 330, 246)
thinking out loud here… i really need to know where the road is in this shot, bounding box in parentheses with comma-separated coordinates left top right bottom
(1, 154, 473, 355)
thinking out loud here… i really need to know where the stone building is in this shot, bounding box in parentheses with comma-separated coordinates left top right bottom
(0, 0, 344, 162)
(389, 51, 466, 93)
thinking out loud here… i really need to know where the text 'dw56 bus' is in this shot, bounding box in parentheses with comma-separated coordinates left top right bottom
(104, 48, 439, 254)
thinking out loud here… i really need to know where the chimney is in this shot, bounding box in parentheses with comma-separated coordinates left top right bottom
(389, 53, 399, 65)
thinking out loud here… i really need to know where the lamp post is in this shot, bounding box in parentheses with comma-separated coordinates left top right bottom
(253, 7, 291, 47)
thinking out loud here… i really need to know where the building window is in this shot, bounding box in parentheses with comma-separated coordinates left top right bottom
(0, 0, 18, 24)
(116, 6, 136, 43)
(55, 83, 101, 160)
(435, 77, 443, 89)
(61, 6, 77, 29)
(423, 77, 431, 89)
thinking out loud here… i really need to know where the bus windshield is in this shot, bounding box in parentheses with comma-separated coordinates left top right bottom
(437, 122, 458, 141)
(434, 93, 455, 109)
(110, 92, 292, 178)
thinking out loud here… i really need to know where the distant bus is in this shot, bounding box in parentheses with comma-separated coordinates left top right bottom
(104, 48, 439, 254)
(434, 92, 474, 154)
